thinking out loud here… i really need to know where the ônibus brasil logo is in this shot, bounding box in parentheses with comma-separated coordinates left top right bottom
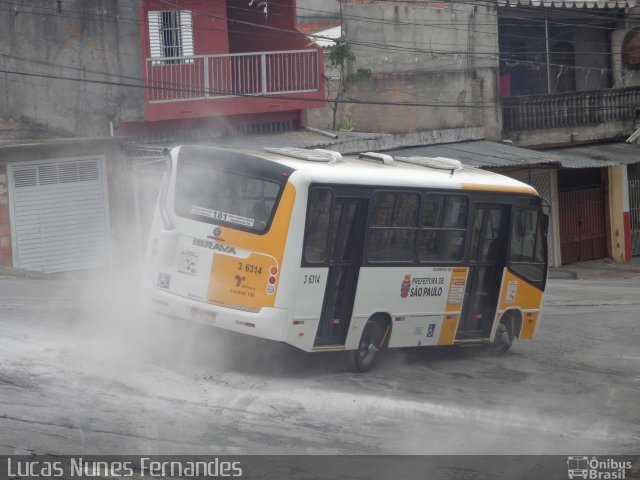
(567, 456, 632, 479)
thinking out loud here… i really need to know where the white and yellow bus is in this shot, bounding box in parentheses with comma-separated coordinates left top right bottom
(143, 146, 548, 372)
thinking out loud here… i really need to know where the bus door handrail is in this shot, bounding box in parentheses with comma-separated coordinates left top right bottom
(158, 148, 175, 231)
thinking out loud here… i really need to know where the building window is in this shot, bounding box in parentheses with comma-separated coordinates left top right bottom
(550, 42, 576, 94)
(623, 29, 640, 71)
(148, 10, 194, 63)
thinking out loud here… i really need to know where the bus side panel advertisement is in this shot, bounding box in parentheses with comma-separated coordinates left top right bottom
(349, 267, 468, 349)
(438, 267, 469, 345)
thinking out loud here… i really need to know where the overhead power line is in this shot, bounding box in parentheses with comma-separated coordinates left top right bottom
(0, 1, 631, 57)
(0, 0, 632, 65)
(0, 0, 621, 94)
(1, 0, 639, 109)
(3, 66, 640, 114)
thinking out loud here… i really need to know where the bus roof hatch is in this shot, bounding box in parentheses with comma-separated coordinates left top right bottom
(264, 147, 342, 163)
(394, 156, 463, 174)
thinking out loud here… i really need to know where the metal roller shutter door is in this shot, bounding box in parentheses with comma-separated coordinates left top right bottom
(558, 187, 607, 265)
(8, 157, 110, 273)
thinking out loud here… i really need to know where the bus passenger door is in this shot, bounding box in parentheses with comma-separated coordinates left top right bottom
(314, 198, 367, 347)
(458, 204, 510, 339)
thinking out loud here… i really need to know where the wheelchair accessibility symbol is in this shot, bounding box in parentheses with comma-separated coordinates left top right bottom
(427, 323, 436, 337)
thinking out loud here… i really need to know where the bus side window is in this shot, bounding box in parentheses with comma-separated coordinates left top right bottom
(419, 194, 467, 262)
(367, 191, 419, 262)
(304, 189, 333, 263)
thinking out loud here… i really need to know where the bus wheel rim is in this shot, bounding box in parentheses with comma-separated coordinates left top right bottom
(359, 334, 373, 362)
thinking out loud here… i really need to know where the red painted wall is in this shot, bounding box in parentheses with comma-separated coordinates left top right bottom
(226, 0, 309, 53)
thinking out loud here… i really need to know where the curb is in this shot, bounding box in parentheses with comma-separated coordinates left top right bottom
(0, 267, 136, 281)
(0, 266, 52, 280)
(547, 269, 578, 280)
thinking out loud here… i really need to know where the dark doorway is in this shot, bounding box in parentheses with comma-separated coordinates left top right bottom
(458, 205, 510, 339)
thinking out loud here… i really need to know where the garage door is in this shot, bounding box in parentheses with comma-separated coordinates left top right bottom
(558, 186, 607, 265)
(8, 157, 110, 273)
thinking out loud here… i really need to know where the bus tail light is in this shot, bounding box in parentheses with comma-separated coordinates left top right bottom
(267, 265, 278, 295)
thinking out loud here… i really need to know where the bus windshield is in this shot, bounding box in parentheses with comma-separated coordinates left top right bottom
(508, 207, 548, 287)
(174, 159, 283, 233)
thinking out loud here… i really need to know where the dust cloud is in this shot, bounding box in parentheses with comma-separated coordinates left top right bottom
(3, 270, 638, 455)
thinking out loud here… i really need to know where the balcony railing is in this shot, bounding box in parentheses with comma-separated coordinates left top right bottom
(145, 49, 320, 103)
(502, 87, 640, 132)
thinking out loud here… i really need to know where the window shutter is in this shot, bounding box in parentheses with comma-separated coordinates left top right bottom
(180, 10, 194, 57)
(148, 11, 162, 59)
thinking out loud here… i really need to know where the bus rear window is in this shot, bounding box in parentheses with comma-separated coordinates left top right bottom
(174, 160, 283, 232)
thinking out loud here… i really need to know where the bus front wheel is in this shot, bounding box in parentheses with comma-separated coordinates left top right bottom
(348, 319, 384, 373)
(489, 320, 514, 356)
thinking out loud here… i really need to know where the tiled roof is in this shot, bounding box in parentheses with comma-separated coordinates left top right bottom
(387, 140, 640, 169)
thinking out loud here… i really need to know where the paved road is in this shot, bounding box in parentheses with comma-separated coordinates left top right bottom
(0, 270, 639, 456)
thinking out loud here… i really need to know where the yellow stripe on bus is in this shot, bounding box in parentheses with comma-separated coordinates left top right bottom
(312, 345, 346, 351)
(461, 183, 538, 195)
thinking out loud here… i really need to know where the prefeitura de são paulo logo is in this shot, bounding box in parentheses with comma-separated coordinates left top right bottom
(400, 274, 411, 298)
(567, 456, 632, 479)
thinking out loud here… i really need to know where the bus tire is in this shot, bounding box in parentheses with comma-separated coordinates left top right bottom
(489, 319, 514, 356)
(348, 319, 384, 373)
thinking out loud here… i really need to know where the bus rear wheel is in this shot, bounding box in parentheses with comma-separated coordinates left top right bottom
(348, 319, 384, 373)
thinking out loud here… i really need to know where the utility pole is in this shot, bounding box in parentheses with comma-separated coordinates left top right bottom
(545, 9, 552, 94)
